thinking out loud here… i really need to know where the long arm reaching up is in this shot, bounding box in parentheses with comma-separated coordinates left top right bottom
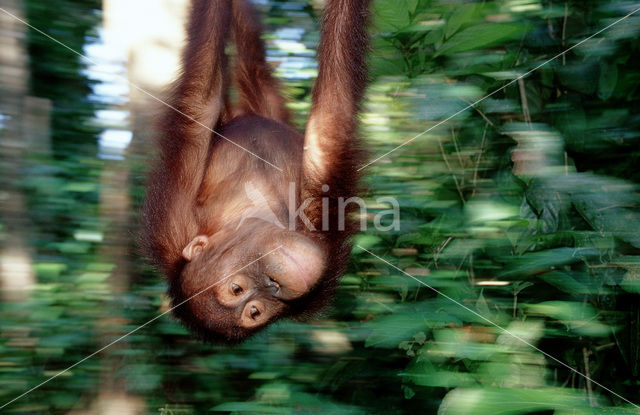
(302, 0, 370, 225)
(231, 0, 291, 124)
(144, 0, 231, 275)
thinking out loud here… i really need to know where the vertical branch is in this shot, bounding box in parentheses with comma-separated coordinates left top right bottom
(518, 78, 532, 124)
(438, 139, 465, 203)
(0, 0, 35, 301)
(582, 347, 595, 406)
(562, 2, 568, 66)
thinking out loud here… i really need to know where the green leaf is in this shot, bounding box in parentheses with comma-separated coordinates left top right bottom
(436, 23, 524, 56)
(364, 312, 429, 348)
(557, 62, 599, 95)
(501, 248, 592, 277)
(406, 0, 418, 14)
(438, 387, 591, 414)
(371, 56, 406, 77)
(445, 4, 477, 39)
(352, 234, 382, 253)
(374, 0, 411, 32)
(571, 175, 640, 248)
(423, 28, 444, 46)
(537, 271, 591, 295)
(528, 301, 595, 321)
(527, 301, 611, 337)
(598, 61, 618, 100)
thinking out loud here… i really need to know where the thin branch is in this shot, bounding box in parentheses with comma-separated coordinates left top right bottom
(438, 138, 466, 203)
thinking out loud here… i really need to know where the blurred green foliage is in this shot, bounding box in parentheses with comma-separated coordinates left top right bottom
(1, 0, 639, 414)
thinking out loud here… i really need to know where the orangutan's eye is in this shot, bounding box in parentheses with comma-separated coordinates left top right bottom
(231, 283, 243, 296)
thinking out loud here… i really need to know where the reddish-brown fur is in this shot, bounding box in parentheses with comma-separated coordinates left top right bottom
(143, 0, 370, 343)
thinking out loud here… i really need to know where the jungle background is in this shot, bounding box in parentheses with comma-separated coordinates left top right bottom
(1, 0, 640, 413)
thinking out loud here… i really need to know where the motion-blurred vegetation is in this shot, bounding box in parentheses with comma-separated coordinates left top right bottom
(0, 0, 639, 413)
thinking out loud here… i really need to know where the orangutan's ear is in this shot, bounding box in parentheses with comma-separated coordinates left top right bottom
(182, 235, 210, 261)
